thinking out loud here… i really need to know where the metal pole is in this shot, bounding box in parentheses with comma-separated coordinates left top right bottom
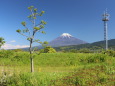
(102, 10, 109, 50)
(104, 21, 108, 50)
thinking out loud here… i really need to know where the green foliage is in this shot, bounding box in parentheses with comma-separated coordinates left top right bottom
(39, 11, 45, 16)
(78, 48, 92, 53)
(79, 54, 107, 64)
(41, 41, 48, 48)
(21, 21, 26, 26)
(16, 5, 48, 48)
(40, 46, 56, 53)
(39, 25, 44, 29)
(0, 37, 5, 48)
(28, 6, 34, 10)
(34, 8, 37, 12)
(102, 50, 115, 57)
(16, 29, 21, 33)
(69, 49, 77, 53)
(0, 72, 68, 86)
(0, 51, 114, 85)
(62, 48, 94, 53)
(41, 31, 46, 34)
(16, 6, 47, 41)
(34, 27, 40, 30)
(52, 65, 114, 86)
(0, 50, 14, 58)
(27, 37, 31, 41)
(0, 51, 113, 67)
(13, 49, 23, 52)
(41, 20, 47, 25)
(43, 41, 48, 45)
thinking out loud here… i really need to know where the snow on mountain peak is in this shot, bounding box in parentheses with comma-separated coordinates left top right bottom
(61, 33, 72, 38)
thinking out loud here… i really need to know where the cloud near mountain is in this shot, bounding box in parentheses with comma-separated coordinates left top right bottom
(10, 40, 16, 43)
(1, 43, 29, 49)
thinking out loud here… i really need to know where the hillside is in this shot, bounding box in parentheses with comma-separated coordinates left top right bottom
(22, 39, 115, 51)
(54, 39, 115, 51)
(47, 33, 87, 47)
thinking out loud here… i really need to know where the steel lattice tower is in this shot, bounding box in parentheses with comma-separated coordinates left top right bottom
(102, 10, 110, 50)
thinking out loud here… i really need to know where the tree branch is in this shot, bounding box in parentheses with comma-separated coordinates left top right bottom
(19, 33, 29, 38)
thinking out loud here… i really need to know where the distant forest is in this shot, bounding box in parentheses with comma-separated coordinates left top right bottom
(54, 39, 115, 52)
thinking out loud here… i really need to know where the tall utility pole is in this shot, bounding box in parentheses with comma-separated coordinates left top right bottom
(102, 10, 110, 50)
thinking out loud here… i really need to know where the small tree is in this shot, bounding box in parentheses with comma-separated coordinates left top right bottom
(40, 46, 56, 53)
(16, 6, 48, 72)
(0, 37, 5, 48)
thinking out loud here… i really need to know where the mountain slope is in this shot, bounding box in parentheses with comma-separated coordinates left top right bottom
(54, 39, 115, 51)
(48, 33, 87, 47)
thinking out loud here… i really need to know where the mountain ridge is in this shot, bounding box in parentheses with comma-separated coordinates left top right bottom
(21, 39, 115, 51)
(47, 33, 87, 47)
(54, 39, 115, 51)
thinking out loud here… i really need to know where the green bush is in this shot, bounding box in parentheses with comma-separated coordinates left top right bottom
(79, 54, 107, 64)
(0, 50, 14, 58)
(102, 50, 115, 57)
(41, 46, 56, 53)
(13, 49, 23, 52)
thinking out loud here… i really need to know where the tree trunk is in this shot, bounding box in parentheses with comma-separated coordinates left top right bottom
(30, 39, 34, 72)
(30, 57, 34, 72)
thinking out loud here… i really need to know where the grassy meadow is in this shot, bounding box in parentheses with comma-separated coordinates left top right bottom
(0, 50, 115, 86)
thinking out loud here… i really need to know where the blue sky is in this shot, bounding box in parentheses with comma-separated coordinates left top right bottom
(0, 0, 115, 49)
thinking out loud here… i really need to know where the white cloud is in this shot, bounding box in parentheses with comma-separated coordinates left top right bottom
(1, 43, 29, 49)
(10, 40, 16, 43)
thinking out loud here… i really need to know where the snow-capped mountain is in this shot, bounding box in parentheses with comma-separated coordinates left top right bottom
(48, 33, 87, 47)
(61, 33, 72, 38)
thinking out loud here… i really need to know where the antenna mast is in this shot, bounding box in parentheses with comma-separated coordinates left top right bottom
(102, 9, 110, 50)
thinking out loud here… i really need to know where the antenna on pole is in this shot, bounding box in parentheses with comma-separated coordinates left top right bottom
(102, 9, 110, 50)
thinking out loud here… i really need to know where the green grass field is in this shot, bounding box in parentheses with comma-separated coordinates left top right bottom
(0, 50, 115, 86)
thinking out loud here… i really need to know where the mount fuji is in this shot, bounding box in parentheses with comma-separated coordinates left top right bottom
(47, 33, 87, 47)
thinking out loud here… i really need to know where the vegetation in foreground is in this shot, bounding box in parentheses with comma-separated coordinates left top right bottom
(0, 50, 115, 86)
